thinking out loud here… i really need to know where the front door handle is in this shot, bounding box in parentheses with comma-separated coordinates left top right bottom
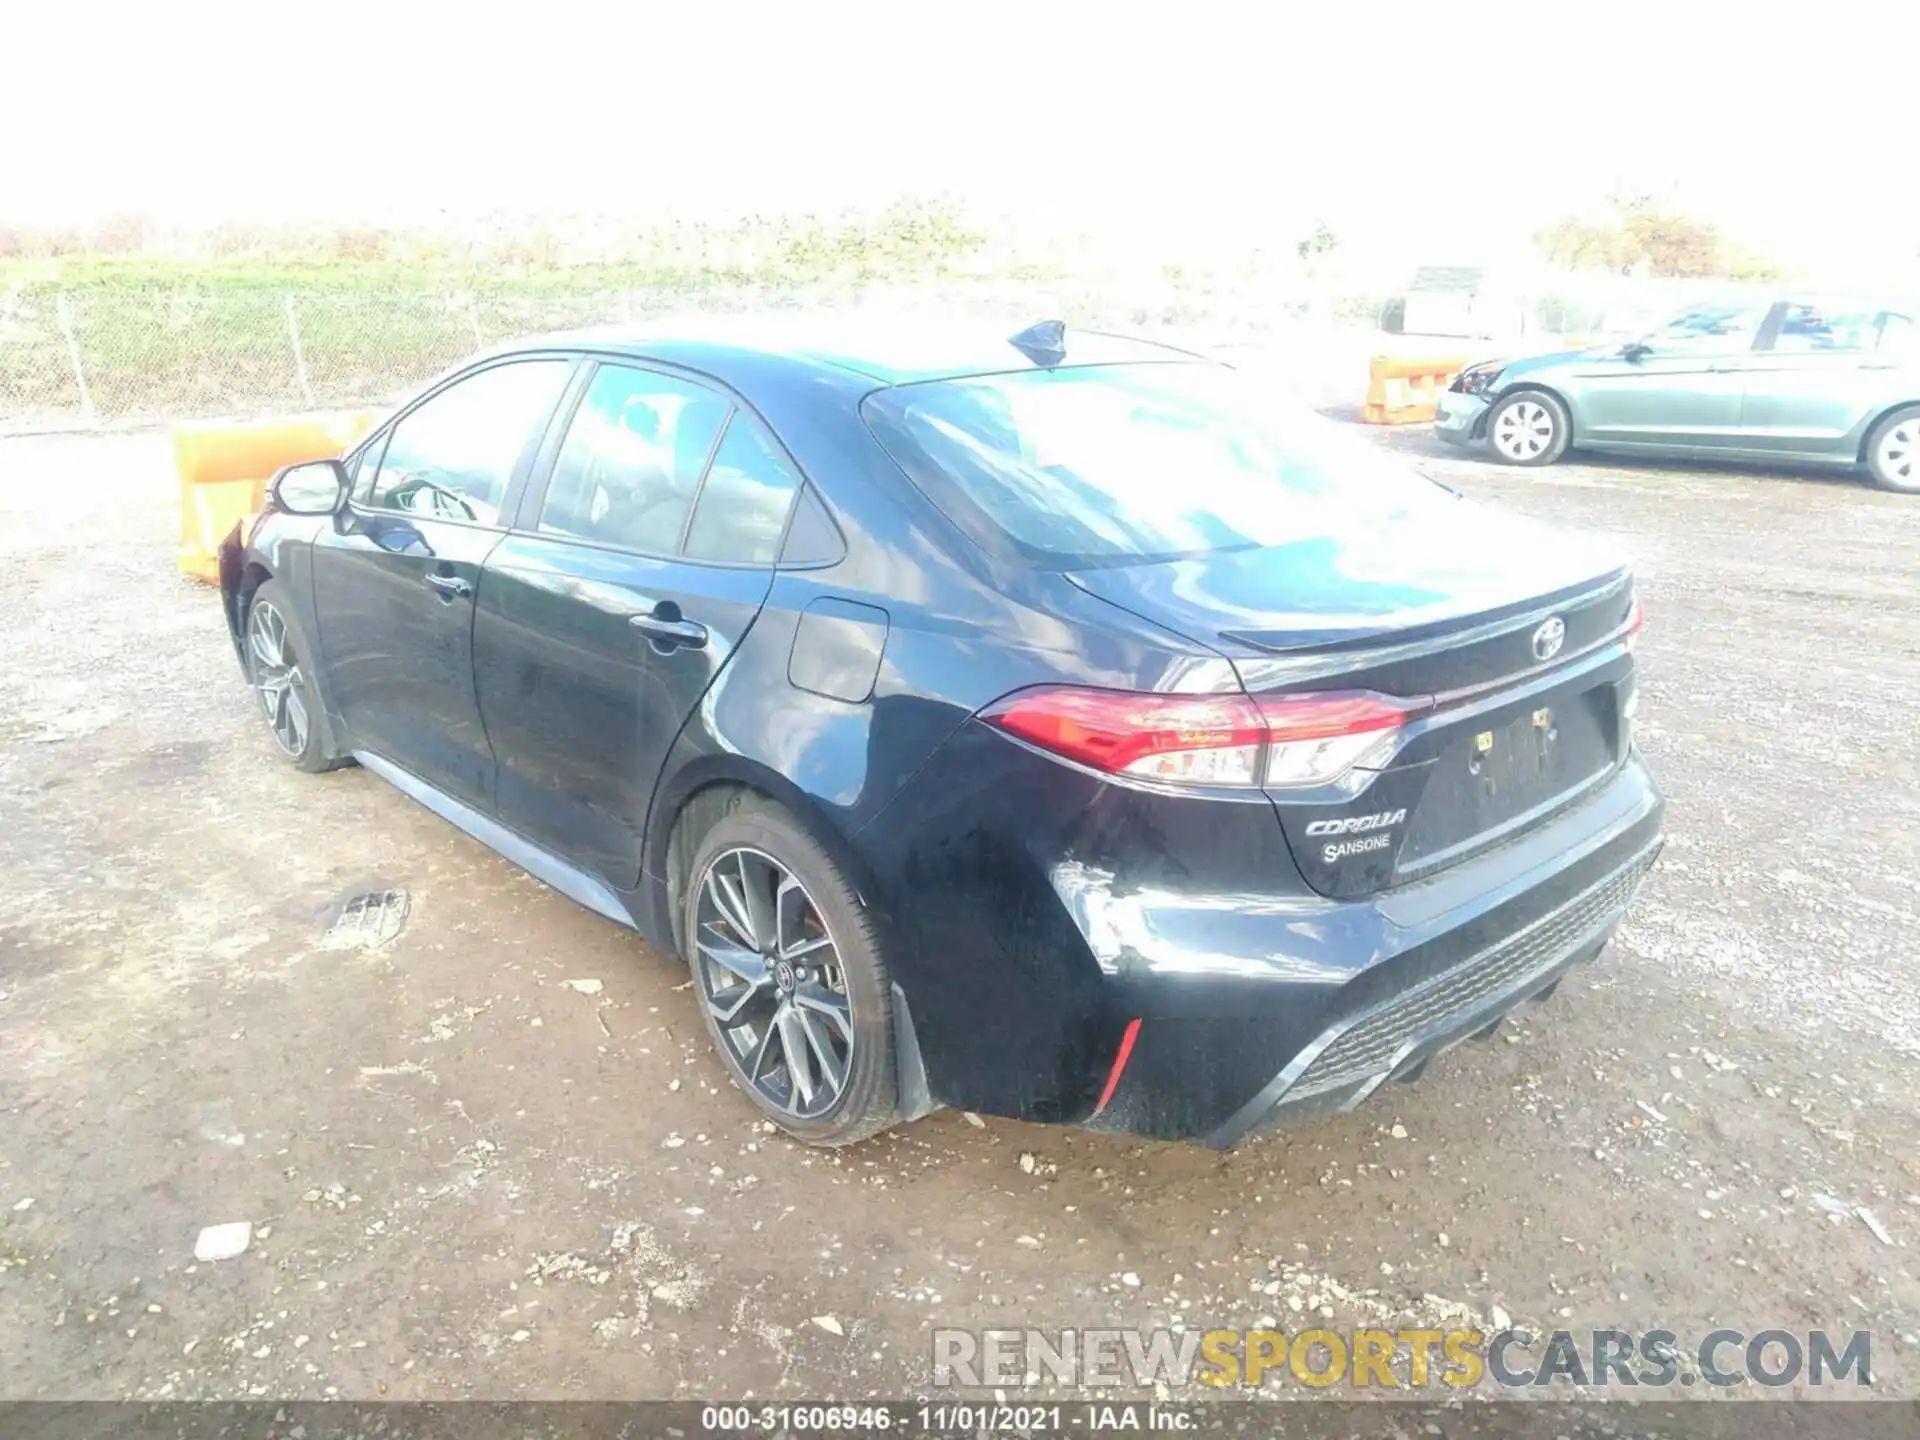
(425, 572, 474, 600)
(629, 609, 709, 649)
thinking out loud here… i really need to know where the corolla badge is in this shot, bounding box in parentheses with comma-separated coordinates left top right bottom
(1531, 616, 1567, 662)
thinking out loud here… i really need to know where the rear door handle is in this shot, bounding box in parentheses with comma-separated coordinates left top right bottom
(425, 572, 474, 600)
(629, 611, 709, 649)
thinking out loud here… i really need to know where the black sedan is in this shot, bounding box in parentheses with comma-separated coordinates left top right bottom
(219, 317, 1663, 1147)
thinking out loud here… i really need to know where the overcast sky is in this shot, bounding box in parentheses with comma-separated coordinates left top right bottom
(7, 3, 1915, 279)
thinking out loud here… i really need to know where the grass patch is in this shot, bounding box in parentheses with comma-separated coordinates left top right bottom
(0, 203, 1015, 420)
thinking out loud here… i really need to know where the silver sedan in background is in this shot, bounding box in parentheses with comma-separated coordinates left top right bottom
(1435, 296, 1920, 492)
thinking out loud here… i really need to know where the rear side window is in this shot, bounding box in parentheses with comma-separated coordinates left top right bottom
(538, 364, 730, 552)
(1772, 302, 1885, 353)
(862, 363, 1447, 568)
(357, 360, 568, 525)
(682, 416, 802, 564)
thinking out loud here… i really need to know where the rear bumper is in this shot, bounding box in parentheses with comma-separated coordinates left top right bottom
(1080, 754, 1663, 1143)
(1434, 390, 1489, 446)
(855, 716, 1661, 1143)
(1202, 845, 1652, 1144)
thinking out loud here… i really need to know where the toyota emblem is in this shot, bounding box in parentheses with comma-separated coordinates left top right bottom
(1531, 616, 1566, 662)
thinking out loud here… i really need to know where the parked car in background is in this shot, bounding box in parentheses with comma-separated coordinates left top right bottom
(220, 317, 1661, 1148)
(1435, 296, 1920, 491)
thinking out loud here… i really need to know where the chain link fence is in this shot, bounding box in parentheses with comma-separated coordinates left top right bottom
(1, 271, 1403, 435)
(4, 268, 1708, 436)
(2, 287, 664, 432)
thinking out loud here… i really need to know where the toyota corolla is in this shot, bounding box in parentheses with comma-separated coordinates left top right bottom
(219, 317, 1662, 1147)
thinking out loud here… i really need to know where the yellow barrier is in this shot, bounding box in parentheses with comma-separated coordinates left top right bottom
(172, 411, 377, 583)
(1361, 354, 1469, 426)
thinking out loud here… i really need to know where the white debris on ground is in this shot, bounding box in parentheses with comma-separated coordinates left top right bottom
(1858, 1208, 1896, 1247)
(527, 1253, 612, 1287)
(192, 1222, 253, 1262)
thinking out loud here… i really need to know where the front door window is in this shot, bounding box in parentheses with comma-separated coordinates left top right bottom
(1638, 302, 1769, 355)
(359, 360, 571, 525)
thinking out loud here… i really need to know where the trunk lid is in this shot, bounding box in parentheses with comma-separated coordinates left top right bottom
(1067, 501, 1638, 899)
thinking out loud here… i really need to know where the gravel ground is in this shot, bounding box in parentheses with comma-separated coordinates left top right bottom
(1, 412, 1917, 1404)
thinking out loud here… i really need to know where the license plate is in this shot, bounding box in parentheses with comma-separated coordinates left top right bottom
(1469, 711, 1558, 784)
(1399, 690, 1615, 866)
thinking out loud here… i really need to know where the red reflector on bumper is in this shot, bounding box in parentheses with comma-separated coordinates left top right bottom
(1092, 1017, 1143, 1116)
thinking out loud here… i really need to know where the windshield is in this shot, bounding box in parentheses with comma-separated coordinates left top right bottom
(861, 363, 1456, 568)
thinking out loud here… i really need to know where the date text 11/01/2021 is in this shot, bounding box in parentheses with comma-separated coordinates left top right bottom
(700, 1403, 1194, 1433)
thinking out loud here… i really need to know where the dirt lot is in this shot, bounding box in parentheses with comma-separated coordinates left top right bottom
(2, 412, 1917, 1405)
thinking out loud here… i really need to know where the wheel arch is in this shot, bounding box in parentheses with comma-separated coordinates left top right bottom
(649, 756, 938, 1123)
(240, 567, 352, 766)
(1488, 381, 1579, 443)
(648, 754, 885, 967)
(218, 533, 272, 656)
(237, 560, 273, 616)
(1856, 399, 1920, 465)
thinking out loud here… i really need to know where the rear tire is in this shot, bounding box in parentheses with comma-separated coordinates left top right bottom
(1486, 390, 1571, 467)
(683, 800, 899, 1146)
(1865, 405, 1920, 493)
(245, 580, 347, 774)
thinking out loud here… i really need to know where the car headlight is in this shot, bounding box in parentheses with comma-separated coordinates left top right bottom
(1451, 360, 1507, 397)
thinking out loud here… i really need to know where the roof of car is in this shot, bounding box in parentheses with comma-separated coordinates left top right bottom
(517, 313, 1210, 388)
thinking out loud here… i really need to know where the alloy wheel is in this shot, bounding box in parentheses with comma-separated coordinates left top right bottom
(248, 600, 310, 757)
(693, 846, 853, 1120)
(1492, 399, 1556, 461)
(1879, 420, 1916, 486)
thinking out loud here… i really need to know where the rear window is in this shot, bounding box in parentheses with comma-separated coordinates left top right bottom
(861, 363, 1447, 568)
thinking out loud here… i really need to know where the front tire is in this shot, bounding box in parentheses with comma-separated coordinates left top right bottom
(245, 580, 345, 774)
(1865, 406, 1920, 493)
(1486, 390, 1571, 467)
(683, 801, 899, 1146)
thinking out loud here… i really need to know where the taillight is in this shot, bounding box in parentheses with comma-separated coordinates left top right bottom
(1258, 692, 1415, 787)
(984, 688, 1268, 786)
(1624, 593, 1645, 651)
(982, 687, 1424, 790)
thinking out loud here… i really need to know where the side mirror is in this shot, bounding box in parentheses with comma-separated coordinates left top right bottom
(1620, 341, 1653, 363)
(269, 458, 349, 515)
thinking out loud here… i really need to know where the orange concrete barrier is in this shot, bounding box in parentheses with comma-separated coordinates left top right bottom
(1361, 354, 1470, 426)
(172, 411, 376, 583)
